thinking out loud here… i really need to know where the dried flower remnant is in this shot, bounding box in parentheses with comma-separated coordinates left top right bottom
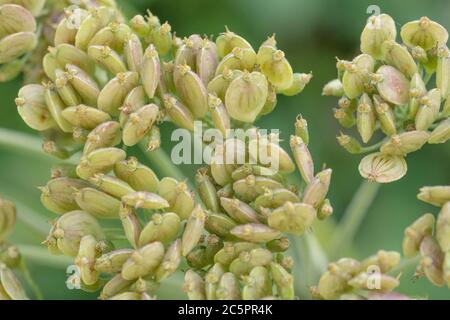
(325, 13, 450, 183)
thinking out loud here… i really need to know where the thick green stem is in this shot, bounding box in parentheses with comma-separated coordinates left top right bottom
(329, 180, 381, 259)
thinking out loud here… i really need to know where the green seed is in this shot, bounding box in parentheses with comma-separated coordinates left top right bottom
(381, 40, 418, 78)
(254, 188, 300, 210)
(303, 169, 332, 208)
(122, 191, 169, 210)
(196, 168, 220, 212)
(220, 197, 260, 224)
(197, 39, 218, 85)
(0, 31, 36, 64)
(356, 93, 376, 144)
(268, 202, 316, 235)
(429, 118, 450, 144)
(342, 54, 374, 99)
(89, 22, 131, 53)
(419, 236, 445, 286)
(225, 71, 268, 123)
(436, 46, 450, 98)
(75, 7, 117, 51)
(39, 177, 89, 215)
(76, 147, 126, 180)
(0, 264, 28, 300)
(418, 186, 450, 207)
(0, 199, 16, 242)
(216, 272, 241, 300)
(279, 73, 312, 96)
(119, 86, 147, 127)
(122, 104, 159, 147)
(400, 17, 448, 51)
(44, 83, 73, 133)
(100, 274, 133, 300)
(119, 204, 141, 249)
(0, 4, 36, 37)
(174, 64, 209, 119)
(380, 130, 430, 156)
(42, 140, 70, 160)
(360, 14, 397, 59)
(16, 84, 55, 131)
(270, 262, 294, 300)
(359, 152, 407, 183)
(205, 263, 225, 300)
(51, 44, 95, 75)
(337, 133, 362, 154)
(214, 242, 258, 266)
(348, 272, 399, 292)
(124, 33, 144, 73)
(155, 239, 182, 282)
(61, 104, 111, 130)
(151, 22, 173, 56)
(266, 237, 290, 253)
(318, 199, 334, 220)
(290, 136, 314, 184)
(98, 71, 140, 116)
(322, 79, 344, 97)
(231, 223, 281, 243)
(242, 266, 272, 300)
(205, 212, 238, 240)
(437, 202, 450, 252)
(216, 47, 257, 75)
(84, 121, 122, 155)
(257, 46, 293, 90)
(182, 205, 206, 256)
(65, 64, 100, 106)
(163, 94, 195, 131)
(121, 242, 165, 281)
(207, 68, 243, 102)
(174, 37, 197, 69)
(216, 28, 254, 59)
(373, 95, 397, 136)
(75, 235, 99, 286)
(415, 88, 441, 131)
(54, 70, 82, 107)
(184, 269, 206, 300)
(95, 249, 134, 274)
(114, 157, 160, 193)
(360, 250, 401, 273)
(50, 163, 78, 179)
(158, 178, 194, 220)
(75, 188, 121, 219)
(142, 44, 160, 99)
(89, 174, 135, 199)
(139, 212, 180, 246)
(403, 213, 435, 258)
(233, 175, 284, 202)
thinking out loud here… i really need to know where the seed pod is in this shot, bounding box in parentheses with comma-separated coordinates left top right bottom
(122, 191, 169, 210)
(75, 235, 99, 286)
(250, 135, 295, 173)
(230, 248, 273, 276)
(119, 86, 147, 127)
(89, 22, 131, 53)
(148, 21, 172, 56)
(95, 249, 134, 274)
(51, 44, 95, 76)
(141, 44, 160, 99)
(360, 250, 401, 273)
(162, 94, 195, 131)
(205, 212, 238, 240)
(322, 79, 344, 97)
(187, 247, 210, 269)
(208, 94, 230, 137)
(100, 274, 133, 300)
(317, 270, 348, 300)
(130, 14, 150, 37)
(158, 178, 194, 220)
(51, 210, 104, 257)
(257, 188, 300, 210)
(403, 213, 435, 258)
(184, 270, 206, 300)
(204, 263, 225, 300)
(293, 115, 310, 146)
(436, 46, 450, 98)
(225, 71, 268, 123)
(381, 40, 418, 78)
(155, 239, 182, 282)
(429, 118, 450, 144)
(207, 68, 243, 102)
(76, 147, 126, 180)
(348, 272, 399, 292)
(196, 168, 219, 212)
(0, 199, 16, 241)
(75, 188, 121, 219)
(290, 136, 314, 184)
(279, 73, 313, 96)
(220, 197, 260, 224)
(257, 46, 293, 90)
(73, 126, 91, 144)
(121, 242, 165, 281)
(437, 202, 450, 252)
(342, 54, 374, 99)
(42, 52, 59, 81)
(418, 186, 450, 207)
(114, 157, 159, 193)
(61, 104, 111, 130)
(54, 69, 82, 107)
(0, 31, 37, 64)
(39, 177, 89, 215)
(84, 121, 121, 155)
(0, 4, 36, 36)
(0, 264, 28, 300)
(415, 88, 441, 130)
(231, 223, 280, 243)
(122, 104, 159, 147)
(334, 107, 356, 128)
(360, 14, 397, 59)
(217, 184, 233, 199)
(357, 94, 376, 144)
(54, 10, 85, 46)
(89, 174, 135, 199)
(266, 237, 290, 253)
(119, 204, 141, 249)
(44, 83, 73, 133)
(420, 236, 445, 286)
(359, 152, 407, 183)
(182, 206, 206, 256)
(401, 17, 449, 51)
(41, 140, 70, 160)
(197, 39, 218, 85)
(123, 33, 143, 73)
(270, 262, 294, 300)
(98, 72, 140, 116)
(216, 272, 241, 300)
(216, 28, 253, 57)
(75, 7, 117, 51)
(109, 292, 145, 300)
(233, 175, 284, 202)
(373, 95, 396, 136)
(16, 84, 55, 131)
(337, 133, 362, 154)
(380, 131, 429, 156)
(216, 47, 257, 75)
(242, 266, 272, 300)
(0, 59, 22, 82)
(50, 163, 78, 180)
(268, 202, 316, 235)
(65, 64, 100, 106)
(139, 213, 181, 246)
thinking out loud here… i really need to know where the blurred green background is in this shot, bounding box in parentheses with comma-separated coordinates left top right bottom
(0, 0, 449, 299)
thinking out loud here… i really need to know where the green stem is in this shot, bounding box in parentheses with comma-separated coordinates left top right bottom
(388, 256, 421, 276)
(359, 139, 387, 154)
(17, 245, 72, 269)
(328, 180, 381, 259)
(0, 128, 50, 160)
(19, 260, 43, 300)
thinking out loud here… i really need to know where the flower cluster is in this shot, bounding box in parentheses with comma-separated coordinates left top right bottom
(324, 14, 450, 183)
(403, 185, 450, 288)
(0, 197, 29, 300)
(13, 0, 317, 299)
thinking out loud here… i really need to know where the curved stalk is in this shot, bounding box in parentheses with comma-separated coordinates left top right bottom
(17, 245, 72, 269)
(19, 260, 43, 300)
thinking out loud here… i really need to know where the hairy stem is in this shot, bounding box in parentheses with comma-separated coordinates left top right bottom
(328, 180, 381, 259)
